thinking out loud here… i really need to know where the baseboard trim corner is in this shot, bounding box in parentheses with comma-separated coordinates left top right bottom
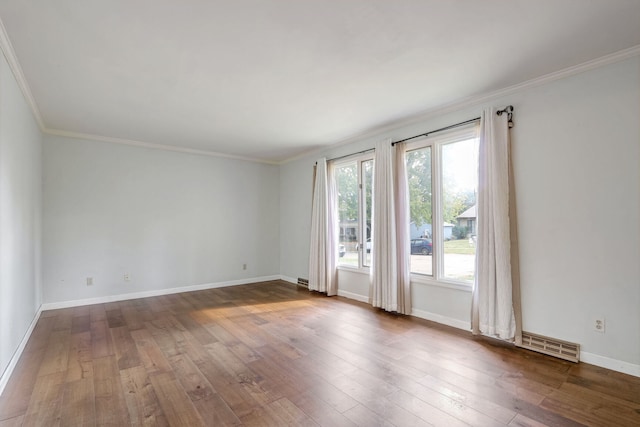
(580, 351, 640, 378)
(280, 275, 298, 285)
(41, 275, 282, 311)
(0, 305, 43, 396)
(337, 289, 370, 303)
(411, 308, 471, 331)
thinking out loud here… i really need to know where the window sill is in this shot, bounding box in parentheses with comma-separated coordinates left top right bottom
(337, 265, 370, 276)
(337, 266, 471, 291)
(410, 274, 472, 292)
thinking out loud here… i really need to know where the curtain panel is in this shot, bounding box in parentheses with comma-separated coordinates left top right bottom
(472, 107, 521, 341)
(370, 140, 411, 313)
(308, 158, 338, 296)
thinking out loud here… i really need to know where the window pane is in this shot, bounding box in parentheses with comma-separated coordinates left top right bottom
(442, 138, 478, 282)
(362, 160, 373, 267)
(336, 162, 359, 266)
(406, 147, 433, 275)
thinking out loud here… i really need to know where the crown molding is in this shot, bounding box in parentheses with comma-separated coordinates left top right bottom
(279, 44, 640, 165)
(1, 7, 638, 166)
(0, 17, 45, 130)
(44, 128, 279, 165)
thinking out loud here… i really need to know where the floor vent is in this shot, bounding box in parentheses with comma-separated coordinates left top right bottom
(519, 332, 580, 363)
(297, 278, 309, 287)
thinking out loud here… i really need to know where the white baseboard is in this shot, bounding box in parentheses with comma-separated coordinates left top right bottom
(0, 305, 43, 396)
(280, 275, 298, 285)
(335, 291, 472, 333)
(337, 289, 370, 303)
(41, 275, 282, 311)
(581, 351, 640, 378)
(411, 308, 471, 331)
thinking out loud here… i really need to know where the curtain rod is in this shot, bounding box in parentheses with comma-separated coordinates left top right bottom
(391, 105, 514, 146)
(316, 147, 376, 165)
(316, 105, 515, 162)
(391, 117, 479, 146)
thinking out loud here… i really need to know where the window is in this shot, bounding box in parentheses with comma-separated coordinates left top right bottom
(335, 156, 373, 268)
(406, 127, 479, 284)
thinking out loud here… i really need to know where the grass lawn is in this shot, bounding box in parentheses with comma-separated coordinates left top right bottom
(444, 239, 476, 255)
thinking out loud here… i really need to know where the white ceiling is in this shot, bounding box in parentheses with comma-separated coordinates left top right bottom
(1, 1, 640, 163)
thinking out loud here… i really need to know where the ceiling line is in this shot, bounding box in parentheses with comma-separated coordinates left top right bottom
(278, 44, 640, 165)
(1, 9, 638, 165)
(0, 16, 45, 130)
(44, 128, 279, 165)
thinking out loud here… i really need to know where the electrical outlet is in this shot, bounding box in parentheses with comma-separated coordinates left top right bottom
(86, 277, 93, 286)
(242, 263, 247, 270)
(593, 316, 605, 333)
(124, 273, 130, 281)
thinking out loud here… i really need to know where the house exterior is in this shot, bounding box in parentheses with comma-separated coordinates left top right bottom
(410, 222, 454, 240)
(456, 205, 477, 235)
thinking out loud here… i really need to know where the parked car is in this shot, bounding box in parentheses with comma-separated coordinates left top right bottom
(339, 244, 346, 257)
(356, 238, 372, 253)
(411, 238, 432, 255)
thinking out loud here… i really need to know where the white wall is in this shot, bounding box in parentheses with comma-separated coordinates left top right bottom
(279, 57, 640, 374)
(0, 52, 42, 380)
(43, 136, 280, 304)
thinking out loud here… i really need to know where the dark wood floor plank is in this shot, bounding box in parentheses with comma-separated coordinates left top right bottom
(52, 308, 74, 331)
(149, 372, 205, 427)
(2, 280, 639, 426)
(119, 301, 149, 331)
(206, 341, 283, 406)
(204, 322, 262, 364)
(130, 328, 172, 375)
(110, 325, 142, 371)
(93, 356, 131, 426)
(90, 319, 115, 359)
(174, 312, 217, 346)
(567, 363, 640, 404)
(105, 308, 126, 329)
(119, 365, 168, 426)
(59, 378, 95, 427)
(21, 372, 65, 426)
(37, 329, 71, 377)
(66, 331, 93, 382)
(70, 314, 91, 334)
(89, 304, 107, 323)
(168, 354, 242, 426)
(192, 353, 260, 419)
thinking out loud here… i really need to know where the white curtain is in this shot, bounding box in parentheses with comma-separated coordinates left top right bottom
(308, 158, 338, 296)
(370, 140, 411, 313)
(472, 108, 516, 340)
(394, 143, 411, 314)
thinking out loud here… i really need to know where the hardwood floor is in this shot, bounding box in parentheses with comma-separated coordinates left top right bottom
(1, 280, 639, 426)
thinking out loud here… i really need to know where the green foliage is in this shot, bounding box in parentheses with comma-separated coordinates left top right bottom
(452, 225, 469, 240)
(406, 147, 475, 228)
(406, 148, 432, 227)
(335, 145, 475, 239)
(444, 238, 476, 255)
(335, 160, 373, 238)
(443, 189, 475, 224)
(335, 163, 358, 222)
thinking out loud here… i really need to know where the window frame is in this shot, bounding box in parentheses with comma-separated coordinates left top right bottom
(404, 125, 479, 288)
(333, 153, 374, 271)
